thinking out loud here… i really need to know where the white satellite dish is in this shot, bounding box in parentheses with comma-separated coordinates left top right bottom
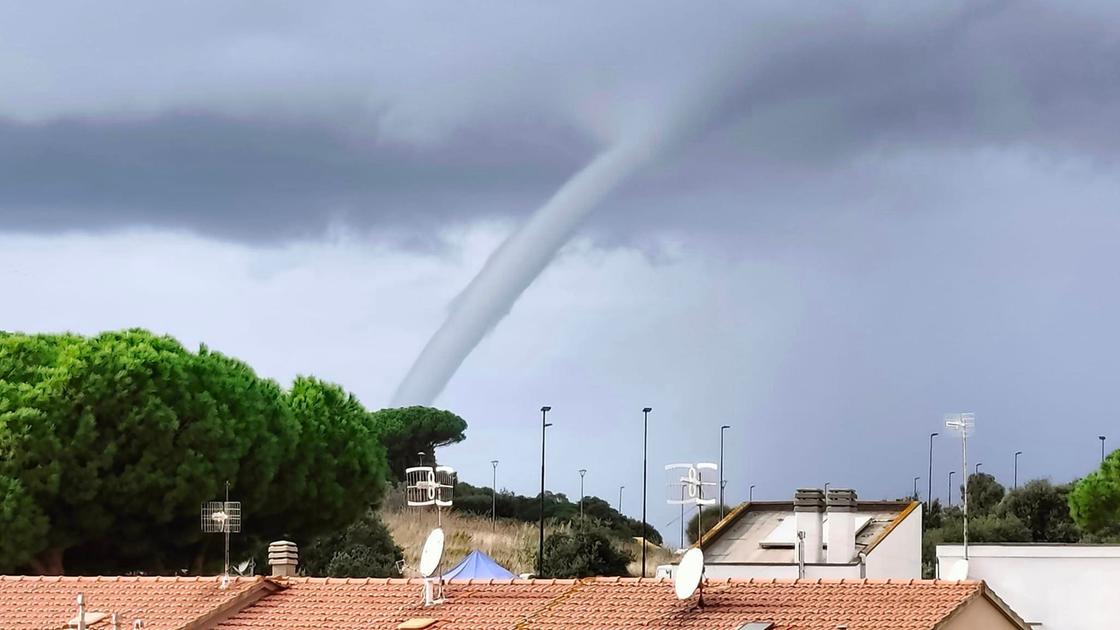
(419, 527, 445, 578)
(942, 558, 970, 581)
(674, 548, 704, 600)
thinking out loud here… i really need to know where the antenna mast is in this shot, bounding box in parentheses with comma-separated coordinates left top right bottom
(666, 461, 718, 607)
(201, 481, 242, 589)
(406, 464, 457, 606)
(944, 413, 975, 561)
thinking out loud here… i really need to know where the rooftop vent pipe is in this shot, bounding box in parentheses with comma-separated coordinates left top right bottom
(268, 540, 299, 577)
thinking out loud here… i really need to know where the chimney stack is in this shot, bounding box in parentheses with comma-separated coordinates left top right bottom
(826, 488, 858, 564)
(793, 488, 825, 564)
(268, 540, 298, 577)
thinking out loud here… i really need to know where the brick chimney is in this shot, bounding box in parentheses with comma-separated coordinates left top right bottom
(793, 488, 825, 564)
(268, 540, 298, 577)
(826, 488, 858, 564)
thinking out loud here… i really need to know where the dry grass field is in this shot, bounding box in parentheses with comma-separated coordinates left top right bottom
(381, 508, 674, 578)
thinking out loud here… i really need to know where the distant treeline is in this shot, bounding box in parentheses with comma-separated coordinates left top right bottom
(454, 481, 664, 546)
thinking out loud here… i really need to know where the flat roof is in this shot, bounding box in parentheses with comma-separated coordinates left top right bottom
(699, 500, 917, 564)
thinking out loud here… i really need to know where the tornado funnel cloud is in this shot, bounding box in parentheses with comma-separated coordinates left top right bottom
(391, 137, 662, 406)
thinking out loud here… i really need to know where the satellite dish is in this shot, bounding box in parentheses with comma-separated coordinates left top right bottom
(419, 528, 445, 578)
(942, 558, 969, 581)
(674, 548, 704, 600)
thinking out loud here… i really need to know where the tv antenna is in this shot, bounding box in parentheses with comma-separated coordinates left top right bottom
(665, 462, 717, 607)
(944, 412, 974, 564)
(201, 481, 241, 589)
(406, 464, 456, 606)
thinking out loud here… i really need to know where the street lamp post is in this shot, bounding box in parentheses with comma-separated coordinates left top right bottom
(913, 476, 921, 501)
(418, 451, 426, 466)
(642, 407, 651, 577)
(749, 484, 755, 502)
(491, 460, 499, 532)
(538, 406, 552, 577)
(1101, 436, 1108, 464)
(720, 425, 731, 520)
(1013, 451, 1022, 490)
(975, 462, 983, 475)
(578, 469, 587, 522)
(928, 432, 939, 508)
(948, 471, 955, 507)
(618, 485, 625, 513)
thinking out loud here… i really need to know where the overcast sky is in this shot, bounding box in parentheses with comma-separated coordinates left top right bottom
(3, 1, 1119, 540)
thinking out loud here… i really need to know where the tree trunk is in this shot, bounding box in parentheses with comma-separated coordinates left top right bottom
(29, 548, 65, 575)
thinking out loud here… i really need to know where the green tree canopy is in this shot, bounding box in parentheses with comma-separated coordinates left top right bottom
(1069, 450, 1120, 541)
(372, 406, 467, 480)
(998, 479, 1080, 543)
(966, 473, 1005, 516)
(301, 510, 403, 578)
(0, 330, 390, 574)
(540, 526, 632, 578)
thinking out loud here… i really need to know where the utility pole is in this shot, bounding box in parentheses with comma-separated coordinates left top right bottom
(720, 425, 731, 520)
(538, 406, 551, 577)
(641, 407, 651, 577)
(491, 460, 499, 532)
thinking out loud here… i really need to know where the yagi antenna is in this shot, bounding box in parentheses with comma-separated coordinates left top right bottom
(665, 461, 717, 607)
(944, 412, 975, 564)
(406, 464, 456, 606)
(201, 481, 241, 589)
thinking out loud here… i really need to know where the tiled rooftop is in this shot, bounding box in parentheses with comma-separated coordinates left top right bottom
(522, 577, 987, 629)
(213, 578, 576, 630)
(0, 575, 270, 630)
(0, 576, 1022, 630)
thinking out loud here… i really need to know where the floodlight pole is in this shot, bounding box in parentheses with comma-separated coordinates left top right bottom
(913, 476, 921, 501)
(947, 471, 955, 507)
(719, 425, 730, 520)
(579, 469, 587, 522)
(1013, 451, 1022, 490)
(642, 407, 651, 577)
(491, 460, 499, 532)
(928, 432, 939, 508)
(538, 406, 551, 577)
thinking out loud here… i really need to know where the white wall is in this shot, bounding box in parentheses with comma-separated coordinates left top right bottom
(937, 544, 1120, 630)
(864, 506, 921, 579)
(661, 562, 862, 580)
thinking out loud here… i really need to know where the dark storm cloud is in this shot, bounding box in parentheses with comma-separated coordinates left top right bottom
(0, 113, 587, 242)
(1, 1, 1118, 242)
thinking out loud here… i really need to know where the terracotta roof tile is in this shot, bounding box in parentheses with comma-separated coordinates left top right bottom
(0, 575, 265, 630)
(0, 576, 1003, 630)
(520, 578, 986, 630)
(213, 577, 575, 630)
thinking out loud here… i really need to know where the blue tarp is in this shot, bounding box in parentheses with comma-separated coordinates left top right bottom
(442, 549, 517, 580)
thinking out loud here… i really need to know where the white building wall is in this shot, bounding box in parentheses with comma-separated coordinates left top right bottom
(937, 544, 1120, 630)
(863, 506, 921, 579)
(660, 562, 868, 580)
